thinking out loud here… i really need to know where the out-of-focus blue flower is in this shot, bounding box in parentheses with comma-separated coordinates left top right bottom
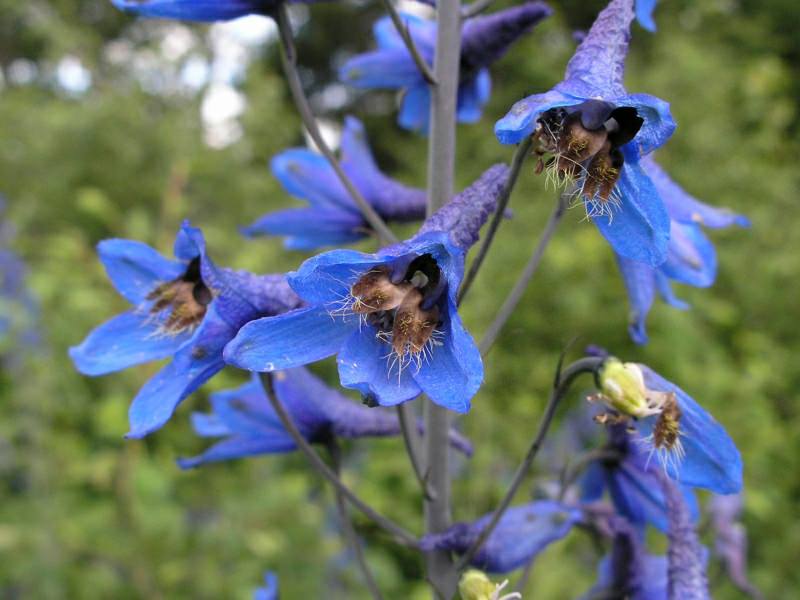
(178, 367, 473, 467)
(69, 221, 302, 438)
(419, 500, 582, 573)
(243, 117, 427, 250)
(111, 0, 318, 22)
(709, 494, 764, 600)
(582, 424, 699, 533)
(495, 0, 676, 267)
(583, 514, 668, 600)
(340, 3, 552, 134)
(616, 157, 749, 344)
(224, 165, 509, 413)
(595, 359, 742, 495)
(658, 472, 710, 599)
(635, 0, 658, 32)
(254, 571, 278, 600)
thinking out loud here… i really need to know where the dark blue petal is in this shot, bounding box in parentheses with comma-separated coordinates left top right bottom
(337, 326, 422, 406)
(662, 223, 717, 287)
(223, 306, 354, 372)
(112, 0, 271, 22)
(97, 239, 185, 305)
(339, 50, 422, 89)
(594, 157, 670, 266)
(270, 148, 354, 211)
(494, 90, 582, 145)
(398, 84, 432, 133)
(636, 0, 658, 32)
(177, 434, 296, 469)
(412, 299, 482, 413)
(69, 310, 188, 376)
(126, 306, 235, 438)
(287, 249, 386, 305)
(241, 207, 366, 250)
(615, 254, 656, 345)
(581, 461, 607, 502)
(637, 367, 743, 494)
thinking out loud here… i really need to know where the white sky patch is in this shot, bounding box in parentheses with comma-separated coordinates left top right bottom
(7, 59, 38, 86)
(56, 56, 92, 95)
(304, 118, 342, 154)
(160, 25, 196, 61)
(202, 83, 247, 148)
(180, 54, 211, 91)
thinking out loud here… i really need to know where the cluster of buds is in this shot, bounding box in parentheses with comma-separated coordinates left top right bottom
(146, 257, 213, 334)
(532, 100, 643, 218)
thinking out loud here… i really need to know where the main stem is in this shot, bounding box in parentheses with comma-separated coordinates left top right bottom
(424, 0, 462, 596)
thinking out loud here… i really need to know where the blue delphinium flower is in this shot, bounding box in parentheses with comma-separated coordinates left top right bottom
(658, 471, 710, 599)
(69, 221, 302, 438)
(616, 156, 749, 344)
(243, 116, 427, 250)
(495, 0, 676, 266)
(583, 514, 668, 600)
(254, 571, 278, 600)
(111, 0, 316, 22)
(178, 367, 473, 467)
(582, 424, 699, 533)
(419, 500, 582, 573)
(340, 3, 553, 134)
(224, 164, 510, 412)
(595, 357, 742, 494)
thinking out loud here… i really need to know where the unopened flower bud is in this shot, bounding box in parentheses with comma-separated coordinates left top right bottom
(598, 357, 652, 417)
(458, 570, 521, 600)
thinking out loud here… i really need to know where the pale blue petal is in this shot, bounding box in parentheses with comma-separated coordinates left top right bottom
(636, 0, 658, 32)
(177, 434, 296, 469)
(270, 149, 353, 211)
(398, 84, 432, 134)
(340, 50, 422, 89)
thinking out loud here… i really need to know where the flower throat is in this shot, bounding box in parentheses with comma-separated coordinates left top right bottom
(146, 257, 213, 334)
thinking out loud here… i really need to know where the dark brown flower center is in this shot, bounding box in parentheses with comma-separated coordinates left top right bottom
(146, 257, 213, 334)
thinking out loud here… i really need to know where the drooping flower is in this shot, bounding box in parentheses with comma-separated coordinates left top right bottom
(583, 514, 668, 600)
(224, 164, 509, 412)
(495, 0, 676, 266)
(594, 358, 742, 494)
(419, 500, 582, 573)
(615, 156, 749, 344)
(254, 571, 278, 600)
(340, 3, 553, 134)
(582, 424, 699, 533)
(709, 494, 764, 600)
(111, 0, 315, 22)
(243, 116, 427, 250)
(177, 367, 473, 467)
(69, 222, 302, 438)
(658, 471, 710, 600)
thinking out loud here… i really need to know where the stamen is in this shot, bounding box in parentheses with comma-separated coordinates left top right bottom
(145, 257, 212, 335)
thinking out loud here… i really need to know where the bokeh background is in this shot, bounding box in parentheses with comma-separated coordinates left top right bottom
(1, 0, 798, 597)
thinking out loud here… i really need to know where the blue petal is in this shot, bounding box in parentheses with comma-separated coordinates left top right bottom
(69, 310, 188, 376)
(126, 306, 235, 438)
(339, 50, 422, 89)
(190, 412, 231, 437)
(412, 299, 482, 413)
(661, 223, 717, 287)
(581, 461, 607, 502)
(594, 156, 670, 267)
(494, 90, 583, 145)
(638, 367, 743, 494)
(287, 249, 386, 305)
(173, 220, 204, 260)
(655, 272, 690, 310)
(270, 149, 354, 211)
(177, 434, 296, 469)
(223, 306, 354, 372)
(398, 84, 432, 133)
(621, 93, 676, 156)
(241, 208, 366, 250)
(456, 71, 491, 123)
(254, 572, 279, 600)
(337, 326, 421, 406)
(111, 0, 268, 22)
(373, 14, 436, 52)
(615, 255, 656, 345)
(97, 239, 185, 305)
(636, 0, 658, 32)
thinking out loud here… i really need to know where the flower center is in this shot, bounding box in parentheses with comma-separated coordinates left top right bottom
(146, 257, 213, 334)
(349, 254, 444, 367)
(532, 101, 643, 217)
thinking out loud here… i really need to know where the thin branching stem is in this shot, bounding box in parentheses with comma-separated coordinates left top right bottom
(380, 0, 437, 85)
(478, 190, 569, 355)
(327, 438, 385, 600)
(259, 373, 419, 548)
(275, 6, 398, 245)
(454, 357, 603, 571)
(462, 0, 496, 19)
(396, 403, 436, 500)
(557, 448, 622, 502)
(458, 137, 532, 305)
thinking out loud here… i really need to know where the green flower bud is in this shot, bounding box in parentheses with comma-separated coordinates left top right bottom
(598, 357, 652, 417)
(459, 570, 496, 600)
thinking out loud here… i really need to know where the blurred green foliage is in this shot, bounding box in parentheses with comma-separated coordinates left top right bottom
(0, 0, 798, 597)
